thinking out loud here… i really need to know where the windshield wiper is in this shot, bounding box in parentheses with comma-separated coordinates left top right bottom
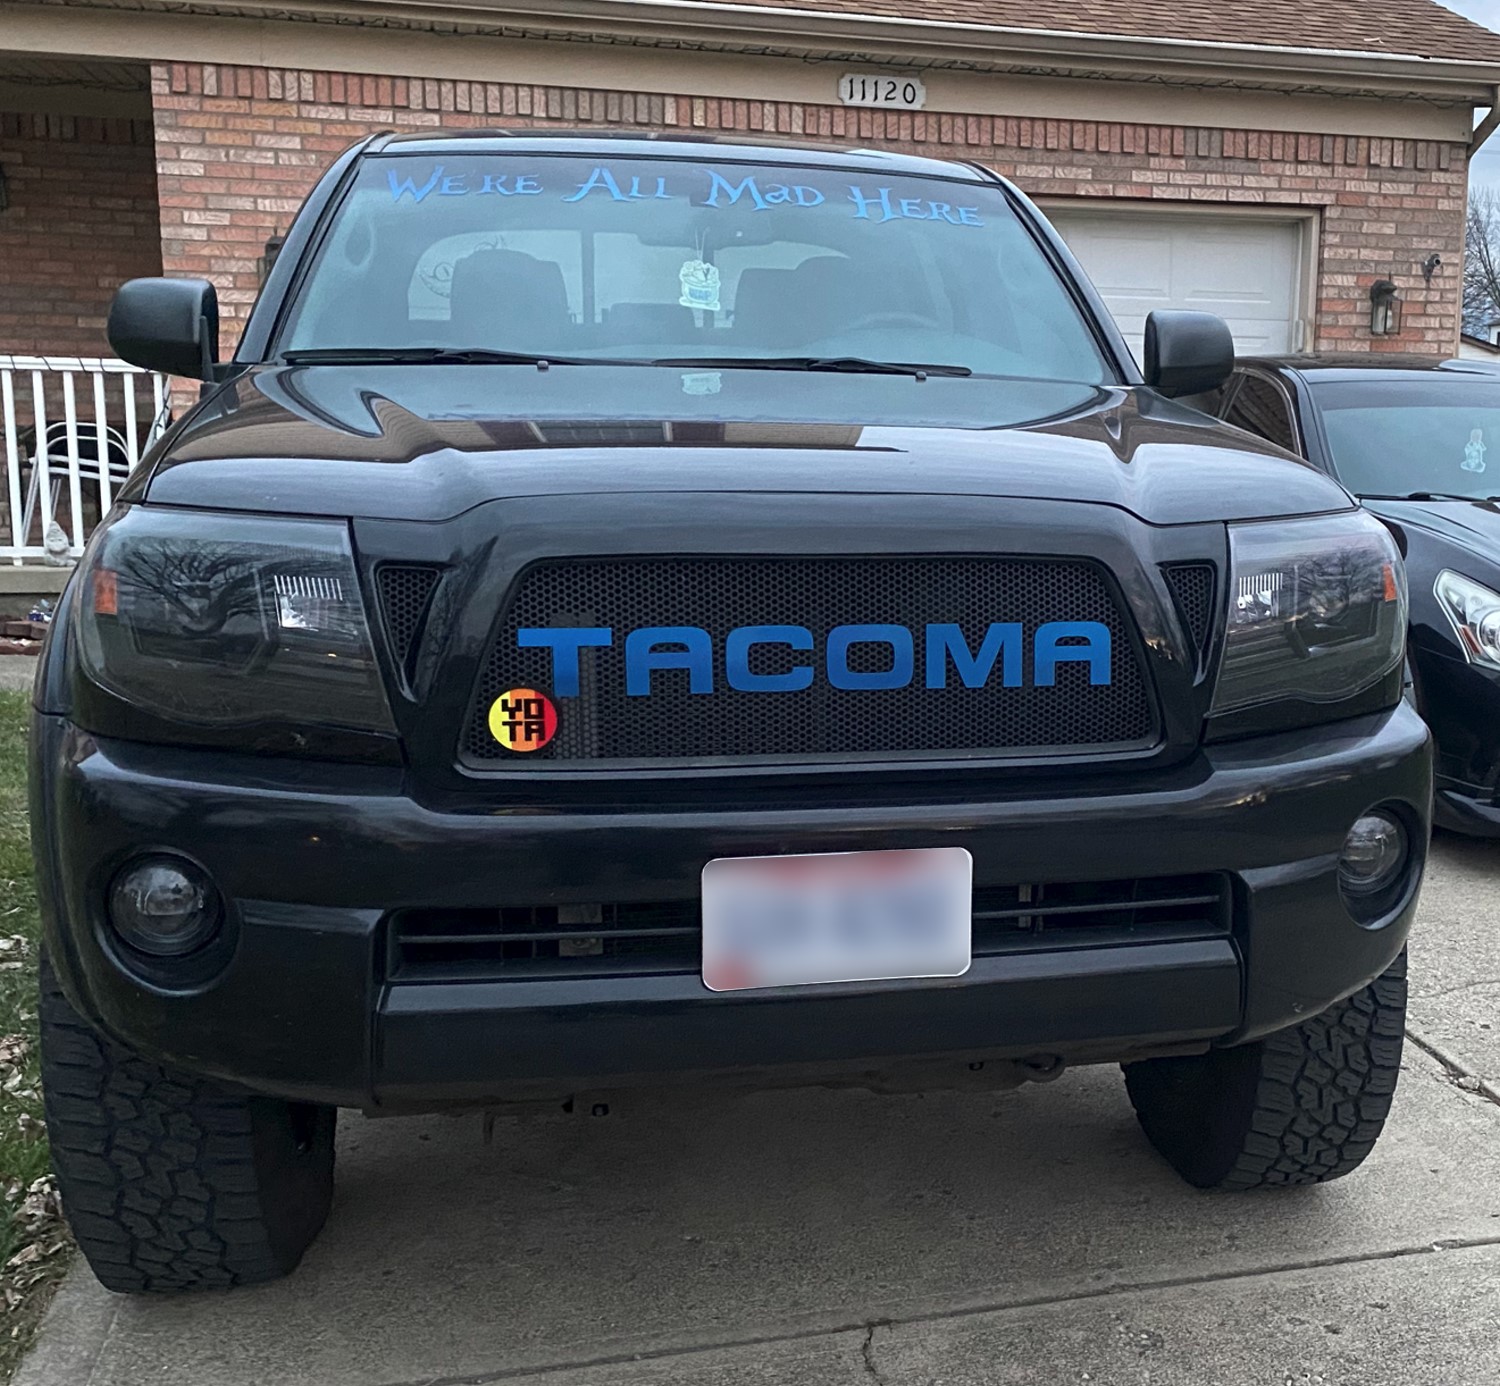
(650, 355, 972, 378)
(1361, 491, 1500, 503)
(278, 347, 625, 367)
(279, 348, 973, 377)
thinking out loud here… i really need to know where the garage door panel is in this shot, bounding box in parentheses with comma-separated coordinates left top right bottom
(1216, 323, 1286, 355)
(1176, 235, 1296, 314)
(1055, 228, 1172, 302)
(1048, 210, 1303, 360)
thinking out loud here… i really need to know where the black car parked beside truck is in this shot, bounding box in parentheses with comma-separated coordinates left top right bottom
(1210, 355, 1500, 835)
(31, 133, 1428, 1292)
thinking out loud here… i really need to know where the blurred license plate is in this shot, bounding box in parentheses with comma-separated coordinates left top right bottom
(700, 847, 972, 993)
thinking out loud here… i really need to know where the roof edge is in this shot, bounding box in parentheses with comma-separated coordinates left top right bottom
(235, 0, 1500, 97)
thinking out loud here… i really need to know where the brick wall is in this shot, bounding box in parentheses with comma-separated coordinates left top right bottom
(150, 62, 1469, 355)
(0, 112, 163, 357)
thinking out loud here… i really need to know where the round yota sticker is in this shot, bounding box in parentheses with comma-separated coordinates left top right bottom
(488, 688, 558, 753)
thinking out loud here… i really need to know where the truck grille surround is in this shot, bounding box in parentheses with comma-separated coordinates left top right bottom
(462, 557, 1155, 765)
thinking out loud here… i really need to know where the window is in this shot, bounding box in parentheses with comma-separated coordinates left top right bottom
(1183, 377, 1235, 418)
(1313, 378, 1500, 499)
(277, 153, 1114, 384)
(1223, 373, 1297, 453)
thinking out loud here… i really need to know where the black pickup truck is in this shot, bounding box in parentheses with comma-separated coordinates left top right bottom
(32, 132, 1429, 1293)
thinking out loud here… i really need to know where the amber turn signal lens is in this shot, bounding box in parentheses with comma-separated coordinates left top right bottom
(91, 568, 118, 616)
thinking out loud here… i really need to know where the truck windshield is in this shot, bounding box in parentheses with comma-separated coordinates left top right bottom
(276, 153, 1112, 384)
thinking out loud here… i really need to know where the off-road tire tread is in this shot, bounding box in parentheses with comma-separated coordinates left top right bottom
(1124, 950, 1407, 1190)
(39, 957, 335, 1292)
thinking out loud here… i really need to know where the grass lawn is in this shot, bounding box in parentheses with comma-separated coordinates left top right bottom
(0, 689, 68, 1378)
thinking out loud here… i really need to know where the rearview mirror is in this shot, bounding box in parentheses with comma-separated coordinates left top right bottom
(1143, 310, 1233, 399)
(106, 278, 219, 380)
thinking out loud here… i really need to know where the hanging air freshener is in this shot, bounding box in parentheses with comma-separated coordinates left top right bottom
(679, 258, 721, 313)
(679, 234, 721, 313)
(1463, 428, 1487, 474)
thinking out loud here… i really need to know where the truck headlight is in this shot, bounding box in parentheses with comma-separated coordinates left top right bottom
(73, 506, 396, 758)
(1434, 570, 1500, 670)
(1209, 511, 1406, 721)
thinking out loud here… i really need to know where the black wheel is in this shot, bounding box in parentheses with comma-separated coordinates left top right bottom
(39, 956, 336, 1292)
(1123, 950, 1407, 1189)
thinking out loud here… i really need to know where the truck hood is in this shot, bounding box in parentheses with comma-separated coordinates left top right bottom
(141, 364, 1352, 527)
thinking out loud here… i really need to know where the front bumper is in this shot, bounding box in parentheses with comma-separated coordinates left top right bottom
(32, 705, 1431, 1110)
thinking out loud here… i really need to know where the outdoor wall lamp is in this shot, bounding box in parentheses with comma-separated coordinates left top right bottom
(1369, 279, 1402, 336)
(0, 165, 9, 213)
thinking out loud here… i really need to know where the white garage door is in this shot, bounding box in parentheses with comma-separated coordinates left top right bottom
(1047, 210, 1305, 360)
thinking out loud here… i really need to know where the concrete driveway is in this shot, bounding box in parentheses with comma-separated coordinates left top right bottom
(17, 835, 1500, 1386)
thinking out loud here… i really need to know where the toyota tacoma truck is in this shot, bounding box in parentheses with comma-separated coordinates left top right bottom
(32, 133, 1429, 1293)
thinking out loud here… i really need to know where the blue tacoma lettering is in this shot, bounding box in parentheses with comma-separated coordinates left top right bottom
(625, 627, 715, 695)
(1033, 621, 1112, 686)
(517, 622, 1114, 695)
(725, 626, 814, 693)
(924, 623, 1023, 689)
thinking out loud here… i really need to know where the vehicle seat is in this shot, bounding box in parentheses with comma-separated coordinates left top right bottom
(730, 268, 800, 347)
(601, 302, 695, 347)
(733, 258, 870, 348)
(794, 254, 935, 343)
(448, 248, 574, 352)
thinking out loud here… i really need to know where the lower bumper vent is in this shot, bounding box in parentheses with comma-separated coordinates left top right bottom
(387, 874, 1229, 983)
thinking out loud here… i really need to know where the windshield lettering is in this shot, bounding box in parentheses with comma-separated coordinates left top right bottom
(389, 166, 544, 202)
(395, 163, 980, 227)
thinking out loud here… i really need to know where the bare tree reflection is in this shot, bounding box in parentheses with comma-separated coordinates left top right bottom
(116, 540, 268, 637)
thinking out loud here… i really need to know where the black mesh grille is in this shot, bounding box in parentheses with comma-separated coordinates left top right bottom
(388, 874, 1228, 982)
(377, 565, 441, 681)
(1162, 563, 1216, 665)
(464, 557, 1153, 764)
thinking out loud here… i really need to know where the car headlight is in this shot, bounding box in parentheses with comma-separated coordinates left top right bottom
(1209, 511, 1406, 725)
(1434, 570, 1500, 670)
(73, 506, 396, 759)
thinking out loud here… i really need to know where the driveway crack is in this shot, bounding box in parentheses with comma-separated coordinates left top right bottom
(372, 1236, 1500, 1386)
(1406, 1027, 1500, 1108)
(861, 1321, 892, 1386)
(1412, 977, 1500, 1001)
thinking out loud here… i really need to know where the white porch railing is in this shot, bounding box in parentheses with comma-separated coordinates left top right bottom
(0, 355, 169, 566)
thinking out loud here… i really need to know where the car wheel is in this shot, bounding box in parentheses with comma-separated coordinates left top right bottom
(39, 954, 336, 1292)
(1122, 950, 1406, 1189)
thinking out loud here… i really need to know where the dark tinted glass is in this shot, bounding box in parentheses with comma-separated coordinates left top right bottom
(1224, 373, 1296, 452)
(1313, 377, 1500, 498)
(278, 153, 1111, 383)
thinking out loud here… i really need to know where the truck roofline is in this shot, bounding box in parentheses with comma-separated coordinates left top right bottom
(363, 128, 991, 181)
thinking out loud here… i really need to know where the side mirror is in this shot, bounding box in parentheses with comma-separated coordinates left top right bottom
(1143, 310, 1233, 399)
(106, 278, 219, 380)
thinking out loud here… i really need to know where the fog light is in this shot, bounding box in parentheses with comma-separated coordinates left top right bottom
(108, 856, 221, 957)
(1338, 812, 1408, 898)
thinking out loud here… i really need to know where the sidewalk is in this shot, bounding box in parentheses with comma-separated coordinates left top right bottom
(0, 655, 36, 693)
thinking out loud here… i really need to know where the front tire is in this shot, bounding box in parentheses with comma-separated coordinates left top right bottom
(39, 956, 336, 1292)
(1123, 950, 1407, 1189)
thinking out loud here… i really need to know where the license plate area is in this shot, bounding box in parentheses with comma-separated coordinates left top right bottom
(700, 847, 972, 993)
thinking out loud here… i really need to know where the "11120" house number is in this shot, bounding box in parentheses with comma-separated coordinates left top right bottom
(838, 74, 927, 110)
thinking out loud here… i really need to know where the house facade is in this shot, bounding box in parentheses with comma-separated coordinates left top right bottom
(4, 0, 1500, 365)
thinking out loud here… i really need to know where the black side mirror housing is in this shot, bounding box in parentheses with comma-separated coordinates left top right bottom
(1143, 310, 1234, 399)
(106, 278, 220, 380)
